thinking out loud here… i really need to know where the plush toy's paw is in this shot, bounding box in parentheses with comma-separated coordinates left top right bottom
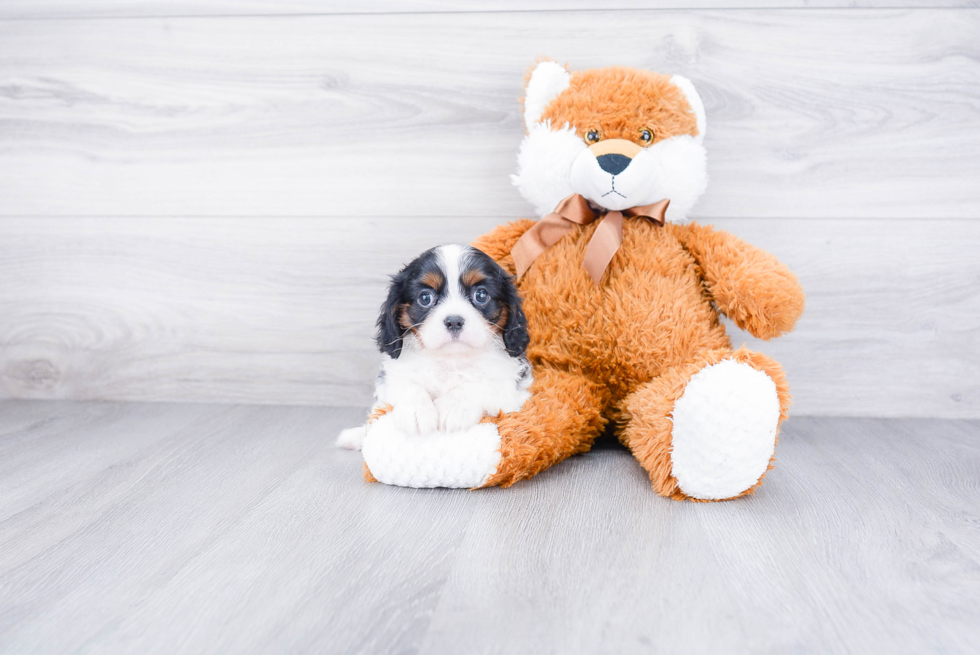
(362, 414, 502, 488)
(391, 397, 439, 436)
(670, 359, 781, 500)
(336, 425, 366, 450)
(435, 395, 485, 433)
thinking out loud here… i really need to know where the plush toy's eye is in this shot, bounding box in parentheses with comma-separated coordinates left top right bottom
(640, 128, 654, 144)
(472, 286, 490, 307)
(585, 129, 601, 145)
(417, 290, 434, 308)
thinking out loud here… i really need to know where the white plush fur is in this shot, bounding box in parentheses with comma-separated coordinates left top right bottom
(511, 122, 585, 218)
(513, 77, 708, 223)
(669, 359, 780, 500)
(336, 244, 531, 453)
(523, 61, 571, 129)
(669, 75, 706, 144)
(362, 416, 502, 488)
(569, 136, 707, 222)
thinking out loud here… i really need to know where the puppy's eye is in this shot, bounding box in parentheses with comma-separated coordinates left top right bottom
(472, 287, 490, 306)
(585, 129, 601, 145)
(417, 290, 434, 307)
(640, 128, 654, 144)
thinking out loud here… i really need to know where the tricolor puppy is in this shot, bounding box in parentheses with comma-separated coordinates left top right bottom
(336, 245, 532, 450)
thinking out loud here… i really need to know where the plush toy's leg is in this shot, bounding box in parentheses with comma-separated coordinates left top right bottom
(362, 403, 504, 489)
(617, 347, 791, 501)
(361, 368, 606, 489)
(479, 367, 609, 488)
(362, 413, 505, 488)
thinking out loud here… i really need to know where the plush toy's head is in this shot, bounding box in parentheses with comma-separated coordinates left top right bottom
(512, 61, 707, 223)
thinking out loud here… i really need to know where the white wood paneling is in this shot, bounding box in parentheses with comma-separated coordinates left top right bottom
(1, 216, 976, 417)
(0, 10, 978, 219)
(2, 2, 977, 20)
(1, 6, 978, 417)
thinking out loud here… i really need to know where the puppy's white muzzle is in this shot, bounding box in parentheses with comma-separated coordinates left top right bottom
(417, 298, 492, 353)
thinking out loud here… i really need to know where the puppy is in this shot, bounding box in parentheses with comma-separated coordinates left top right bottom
(336, 244, 532, 450)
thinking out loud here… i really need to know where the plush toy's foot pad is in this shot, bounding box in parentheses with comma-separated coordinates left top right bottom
(361, 414, 502, 488)
(670, 359, 780, 500)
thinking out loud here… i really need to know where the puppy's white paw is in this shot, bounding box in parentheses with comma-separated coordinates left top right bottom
(336, 426, 367, 450)
(392, 398, 439, 435)
(435, 396, 485, 433)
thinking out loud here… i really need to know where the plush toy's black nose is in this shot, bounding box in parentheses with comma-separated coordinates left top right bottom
(596, 153, 632, 175)
(444, 315, 465, 335)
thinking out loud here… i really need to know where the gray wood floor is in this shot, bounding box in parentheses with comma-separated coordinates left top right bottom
(1, 401, 978, 654)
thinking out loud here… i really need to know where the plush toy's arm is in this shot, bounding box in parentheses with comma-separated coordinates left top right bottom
(471, 219, 536, 275)
(677, 222, 805, 340)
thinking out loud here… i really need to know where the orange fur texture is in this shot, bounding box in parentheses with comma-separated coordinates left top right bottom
(474, 218, 803, 499)
(538, 65, 699, 144)
(362, 404, 393, 483)
(469, 64, 804, 500)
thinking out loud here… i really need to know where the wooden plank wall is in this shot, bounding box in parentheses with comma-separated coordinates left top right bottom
(1, 4, 978, 417)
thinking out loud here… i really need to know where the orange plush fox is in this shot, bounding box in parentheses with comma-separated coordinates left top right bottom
(363, 62, 804, 501)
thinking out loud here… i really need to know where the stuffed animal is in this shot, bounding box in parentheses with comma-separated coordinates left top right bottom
(361, 61, 804, 500)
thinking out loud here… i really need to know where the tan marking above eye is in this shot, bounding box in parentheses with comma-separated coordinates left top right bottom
(461, 270, 486, 287)
(420, 271, 444, 289)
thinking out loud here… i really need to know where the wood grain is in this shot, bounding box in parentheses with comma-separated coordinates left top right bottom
(1, 401, 978, 653)
(2, 1, 977, 20)
(0, 10, 978, 219)
(0, 216, 977, 418)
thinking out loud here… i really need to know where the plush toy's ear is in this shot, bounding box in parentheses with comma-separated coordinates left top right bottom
(669, 75, 707, 144)
(523, 60, 572, 130)
(375, 271, 409, 359)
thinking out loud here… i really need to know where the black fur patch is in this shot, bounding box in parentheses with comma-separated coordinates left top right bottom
(376, 247, 445, 358)
(460, 248, 530, 358)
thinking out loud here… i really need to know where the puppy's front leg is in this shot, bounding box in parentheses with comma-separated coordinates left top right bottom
(390, 384, 439, 435)
(435, 384, 487, 433)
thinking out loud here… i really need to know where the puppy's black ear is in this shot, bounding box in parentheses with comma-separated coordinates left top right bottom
(501, 277, 530, 358)
(376, 271, 408, 359)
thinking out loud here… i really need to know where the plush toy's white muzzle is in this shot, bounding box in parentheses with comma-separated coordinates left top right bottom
(516, 126, 708, 223)
(513, 64, 709, 223)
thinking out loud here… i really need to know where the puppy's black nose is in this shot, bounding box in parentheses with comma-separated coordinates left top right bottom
(596, 153, 631, 175)
(444, 315, 464, 335)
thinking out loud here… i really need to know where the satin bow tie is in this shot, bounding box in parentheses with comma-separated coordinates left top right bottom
(511, 194, 670, 284)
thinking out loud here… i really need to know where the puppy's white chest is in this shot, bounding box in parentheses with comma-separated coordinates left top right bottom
(403, 355, 499, 396)
(420, 363, 468, 396)
(379, 346, 525, 405)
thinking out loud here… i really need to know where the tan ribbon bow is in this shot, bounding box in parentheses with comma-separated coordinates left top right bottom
(511, 194, 670, 284)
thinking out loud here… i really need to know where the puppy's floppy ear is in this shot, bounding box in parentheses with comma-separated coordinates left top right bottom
(376, 270, 408, 359)
(500, 276, 530, 358)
